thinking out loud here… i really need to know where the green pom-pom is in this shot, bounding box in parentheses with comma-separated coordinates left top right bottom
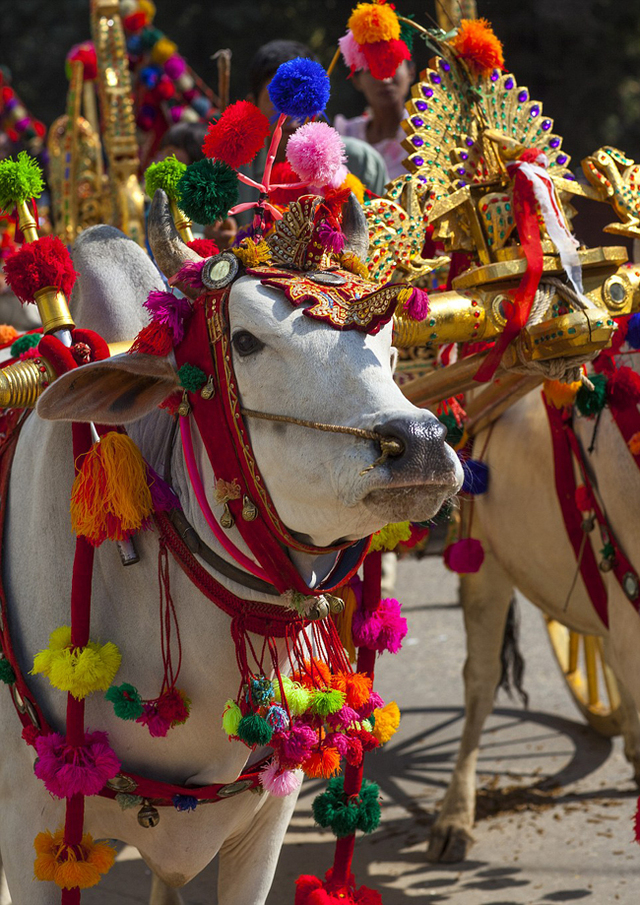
(438, 412, 464, 448)
(10, 331, 42, 358)
(105, 682, 144, 720)
(177, 159, 239, 225)
(576, 374, 608, 417)
(141, 26, 163, 50)
(145, 156, 187, 203)
(312, 689, 346, 716)
(274, 677, 311, 715)
(0, 658, 16, 685)
(237, 713, 273, 746)
(178, 363, 207, 393)
(222, 699, 242, 736)
(312, 776, 381, 838)
(0, 152, 45, 211)
(399, 14, 416, 51)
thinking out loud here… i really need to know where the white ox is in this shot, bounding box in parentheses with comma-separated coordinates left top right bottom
(426, 371, 640, 863)
(0, 197, 462, 904)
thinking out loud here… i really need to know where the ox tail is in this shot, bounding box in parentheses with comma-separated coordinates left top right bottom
(497, 596, 529, 708)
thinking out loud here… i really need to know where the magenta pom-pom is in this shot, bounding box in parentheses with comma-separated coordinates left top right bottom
(339, 31, 369, 73)
(164, 54, 187, 80)
(402, 287, 430, 321)
(143, 289, 192, 344)
(147, 464, 180, 512)
(376, 597, 408, 653)
(326, 704, 360, 730)
(175, 259, 206, 291)
(317, 220, 346, 254)
(444, 538, 485, 574)
(275, 723, 316, 764)
(34, 730, 121, 799)
(352, 609, 383, 649)
(260, 759, 302, 797)
(286, 122, 346, 186)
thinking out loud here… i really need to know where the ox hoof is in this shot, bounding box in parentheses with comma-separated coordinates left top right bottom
(426, 824, 474, 863)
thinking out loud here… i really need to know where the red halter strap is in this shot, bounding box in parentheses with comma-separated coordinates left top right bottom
(173, 291, 370, 595)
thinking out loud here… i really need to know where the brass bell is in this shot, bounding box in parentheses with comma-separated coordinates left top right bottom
(137, 800, 160, 828)
(201, 375, 216, 400)
(241, 495, 258, 521)
(178, 391, 191, 417)
(308, 597, 330, 621)
(581, 516, 595, 533)
(326, 595, 345, 614)
(220, 502, 235, 529)
(599, 557, 615, 573)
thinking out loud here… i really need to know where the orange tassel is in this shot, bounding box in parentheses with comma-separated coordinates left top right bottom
(303, 746, 341, 779)
(34, 828, 115, 889)
(543, 378, 582, 410)
(331, 672, 372, 709)
(629, 432, 640, 456)
(70, 432, 153, 546)
(332, 586, 358, 663)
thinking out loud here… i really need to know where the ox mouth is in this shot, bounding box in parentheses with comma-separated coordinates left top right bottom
(362, 479, 460, 524)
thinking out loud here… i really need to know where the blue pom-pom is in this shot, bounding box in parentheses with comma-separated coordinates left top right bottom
(127, 35, 142, 55)
(172, 794, 198, 812)
(140, 65, 162, 89)
(461, 458, 489, 495)
(265, 704, 289, 732)
(191, 96, 212, 118)
(627, 313, 640, 350)
(267, 58, 330, 120)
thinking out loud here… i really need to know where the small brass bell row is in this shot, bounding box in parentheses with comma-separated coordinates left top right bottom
(137, 799, 160, 828)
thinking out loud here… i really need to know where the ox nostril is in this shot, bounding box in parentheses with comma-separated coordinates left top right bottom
(379, 436, 405, 458)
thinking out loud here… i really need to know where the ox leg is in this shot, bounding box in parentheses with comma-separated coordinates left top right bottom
(601, 637, 640, 786)
(150, 872, 184, 905)
(217, 786, 300, 905)
(427, 543, 515, 863)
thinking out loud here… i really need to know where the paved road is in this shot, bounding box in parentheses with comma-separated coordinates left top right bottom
(57, 556, 640, 904)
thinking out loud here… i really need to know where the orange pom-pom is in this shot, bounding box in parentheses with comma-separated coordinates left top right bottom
(449, 18, 505, 76)
(303, 746, 341, 778)
(0, 324, 18, 345)
(629, 432, 640, 456)
(543, 378, 582, 410)
(348, 2, 401, 45)
(331, 672, 372, 709)
(292, 658, 332, 689)
(33, 828, 115, 889)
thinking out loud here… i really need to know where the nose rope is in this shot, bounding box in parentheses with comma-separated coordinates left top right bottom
(239, 407, 404, 475)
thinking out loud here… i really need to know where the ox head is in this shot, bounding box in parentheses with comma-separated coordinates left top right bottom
(38, 193, 462, 550)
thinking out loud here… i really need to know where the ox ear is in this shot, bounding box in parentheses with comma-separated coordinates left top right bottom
(36, 354, 180, 424)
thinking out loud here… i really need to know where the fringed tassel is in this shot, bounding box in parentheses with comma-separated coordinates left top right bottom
(33, 828, 115, 889)
(31, 627, 121, 699)
(70, 432, 153, 546)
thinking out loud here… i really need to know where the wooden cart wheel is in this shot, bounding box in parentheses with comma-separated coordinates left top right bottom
(544, 617, 623, 738)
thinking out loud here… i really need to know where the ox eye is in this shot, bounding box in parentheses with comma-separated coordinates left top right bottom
(232, 331, 264, 357)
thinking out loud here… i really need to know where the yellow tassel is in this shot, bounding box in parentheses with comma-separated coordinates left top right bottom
(332, 585, 358, 663)
(32, 626, 121, 699)
(543, 378, 582, 409)
(397, 287, 413, 304)
(232, 237, 272, 267)
(34, 828, 115, 889)
(370, 521, 412, 552)
(338, 251, 369, 280)
(372, 701, 400, 745)
(70, 432, 153, 546)
(629, 432, 640, 455)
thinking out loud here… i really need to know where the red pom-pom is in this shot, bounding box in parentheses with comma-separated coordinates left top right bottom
(444, 538, 485, 574)
(270, 161, 307, 206)
(67, 42, 98, 81)
(187, 238, 219, 257)
(606, 365, 640, 411)
(129, 321, 174, 356)
(203, 101, 270, 168)
(361, 39, 411, 81)
(155, 75, 175, 100)
(123, 11, 147, 32)
(3, 236, 77, 304)
(575, 485, 593, 512)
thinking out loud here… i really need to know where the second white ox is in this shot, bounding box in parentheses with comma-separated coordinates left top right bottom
(0, 197, 462, 904)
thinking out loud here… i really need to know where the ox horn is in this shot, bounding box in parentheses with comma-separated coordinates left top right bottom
(147, 189, 202, 301)
(342, 192, 370, 263)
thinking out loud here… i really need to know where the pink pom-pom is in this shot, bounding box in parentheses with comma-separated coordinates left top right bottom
(444, 538, 485, 574)
(286, 122, 346, 186)
(175, 259, 206, 291)
(164, 54, 187, 80)
(352, 609, 383, 649)
(402, 287, 430, 321)
(260, 759, 302, 797)
(376, 597, 408, 653)
(317, 220, 346, 254)
(358, 690, 385, 720)
(339, 31, 369, 73)
(34, 730, 121, 798)
(328, 164, 349, 190)
(326, 704, 360, 730)
(143, 290, 192, 344)
(275, 722, 317, 765)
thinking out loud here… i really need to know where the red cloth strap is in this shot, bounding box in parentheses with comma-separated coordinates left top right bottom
(544, 398, 609, 627)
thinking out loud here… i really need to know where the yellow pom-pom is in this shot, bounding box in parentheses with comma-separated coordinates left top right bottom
(338, 251, 369, 280)
(232, 237, 272, 267)
(543, 378, 582, 410)
(341, 172, 366, 205)
(348, 3, 401, 44)
(138, 0, 156, 21)
(370, 521, 412, 552)
(70, 432, 153, 546)
(628, 432, 640, 455)
(372, 701, 400, 744)
(34, 828, 115, 889)
(151, 37, 178, 65)
(222, 699, 242, 735)
(32, 629, 121, 699)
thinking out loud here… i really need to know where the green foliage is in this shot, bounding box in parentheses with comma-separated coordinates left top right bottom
(145, 156, 187, 202)
(0, 152, 44, 210)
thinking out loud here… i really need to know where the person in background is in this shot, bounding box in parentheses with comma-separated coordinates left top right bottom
(155, 121, 208, 166)
(334, 60, 415, 182)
